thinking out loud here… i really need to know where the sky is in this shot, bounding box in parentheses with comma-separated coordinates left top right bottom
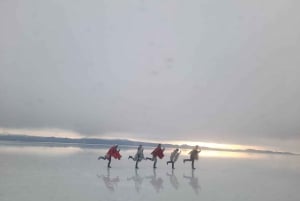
(1, 0, 300, 152)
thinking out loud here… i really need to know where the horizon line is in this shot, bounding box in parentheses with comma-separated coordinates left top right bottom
(0, 134, 298, 156)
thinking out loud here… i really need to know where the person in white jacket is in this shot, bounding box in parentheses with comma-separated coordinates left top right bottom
(166, 148, 181, 169)
(128, 145, 145, 169)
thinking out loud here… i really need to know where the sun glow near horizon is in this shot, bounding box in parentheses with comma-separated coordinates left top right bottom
(164, 141, 267, 159)
(165, 140, 264, 151)
(164, 140, 269, 159)
(1, 127, 270, 159)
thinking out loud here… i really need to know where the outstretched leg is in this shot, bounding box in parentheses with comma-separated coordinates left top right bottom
(128, 156, 134, 160)
(98, 156, 106, 160)
(146, 157, 153, 161)
(183, 158, 192, 163)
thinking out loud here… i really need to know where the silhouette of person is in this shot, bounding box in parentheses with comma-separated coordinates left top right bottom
(183, 145, 201, 169)
(128, 145, 145, 169)
(146, 168, 164, 193)
(127, 168, 144, 193)
(146, 144, 165, 168)
(183, 170, 201, 194)
(166, 148, 181, 169)
(98, 145, 121, 168)
(97, 168, 120, 192)
(166, 169, 179, 190)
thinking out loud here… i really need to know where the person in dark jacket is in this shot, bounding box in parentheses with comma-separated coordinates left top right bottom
(183, 145, 201, 169)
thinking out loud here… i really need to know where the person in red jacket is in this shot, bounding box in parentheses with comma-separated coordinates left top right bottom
(98, 145, 122, 168)
(146, 144, 165, 168)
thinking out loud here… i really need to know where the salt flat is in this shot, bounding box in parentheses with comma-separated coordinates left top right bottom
(0, 143, 299, 201)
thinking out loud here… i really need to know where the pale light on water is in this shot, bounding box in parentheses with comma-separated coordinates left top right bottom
(0, 145, 82, 156)
(0, 144, 299, 201)
(200, 150, 265, 159)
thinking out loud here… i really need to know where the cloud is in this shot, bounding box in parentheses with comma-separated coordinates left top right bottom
(1, 0, 300, 152)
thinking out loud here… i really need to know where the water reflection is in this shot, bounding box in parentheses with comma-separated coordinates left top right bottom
(127, 168, 144, 193)
(97, 168, 120, 192)
(146, 169, 164, 193)
(183, 169, 201, 194)
(166, 169, 179, 190)
(201, 150, 265, 159)
(0, 143, 82, 156)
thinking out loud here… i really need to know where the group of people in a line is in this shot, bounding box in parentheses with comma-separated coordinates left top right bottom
(98, 144, 201, 169)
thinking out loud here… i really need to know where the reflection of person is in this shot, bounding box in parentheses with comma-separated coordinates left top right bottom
(166, 169, 179, 190)
(146, 144, 165, 168)
(98, 145, 121, 168)
(183, 170, 201, 194)
(97, 168, 120, 192)
(127, 168, 143, 193)
(128, 145, 145, 169)
(183, 145, 201, 169)
(146, 168, 164, 193)
(166, 148, 181, 169)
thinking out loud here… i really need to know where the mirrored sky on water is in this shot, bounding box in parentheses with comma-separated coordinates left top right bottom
(0, 142, 275, 159)
(1, 144, 300, 201)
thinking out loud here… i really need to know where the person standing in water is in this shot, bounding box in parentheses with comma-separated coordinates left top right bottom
(183, 145, 201, 169)
(98, 144, 122, 168)
(166, 148, 181, 169)
(128, 145, 145, 169)
(146, 144, 165, 168)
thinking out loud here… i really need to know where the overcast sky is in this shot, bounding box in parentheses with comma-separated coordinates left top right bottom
(1, 0, 300, 152)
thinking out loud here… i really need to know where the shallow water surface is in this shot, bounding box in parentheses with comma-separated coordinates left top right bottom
(0, 143, 299, 201)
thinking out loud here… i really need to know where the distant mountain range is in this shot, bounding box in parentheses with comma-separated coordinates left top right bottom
(0, 134, 298, 155)
(0, 134, 175, 148)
